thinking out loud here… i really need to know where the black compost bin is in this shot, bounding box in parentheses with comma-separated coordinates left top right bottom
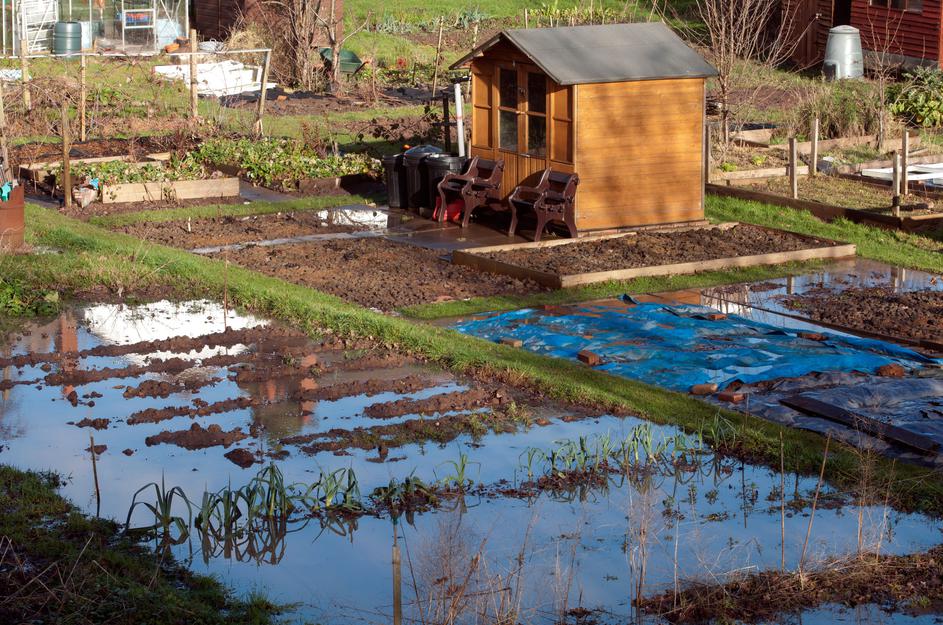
(381, 154, 407, 208)
(403, 145, 443, 210)
(425, 154, 468, 210)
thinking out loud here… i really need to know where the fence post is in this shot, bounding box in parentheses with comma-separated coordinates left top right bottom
(189, 29, 199, 120)
(789, 137, 798, 199)
(901, 131, 910, 195)
(810, 117, 819, 177)
(431, 17, 444, 97)
(0, 84, 10, 181)
(61, 102, 72, 211)
(19, 40, 30, 111)
(892, 150, 901, 217)
(254, 49, 272, 138)
(79, 54, 88, 142)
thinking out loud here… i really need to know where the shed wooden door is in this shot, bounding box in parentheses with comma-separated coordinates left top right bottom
(494, 64, 551, 198)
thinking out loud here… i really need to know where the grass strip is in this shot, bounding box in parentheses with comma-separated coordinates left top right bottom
(20, 204, 943, 515)
(401, 261, 825, 319)
(707, 195, 943, 274)
(0, 466, 278, 624)
(89, 195, 373, 229)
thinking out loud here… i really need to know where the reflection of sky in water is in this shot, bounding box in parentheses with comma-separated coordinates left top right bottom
(0, 299, 939, 624)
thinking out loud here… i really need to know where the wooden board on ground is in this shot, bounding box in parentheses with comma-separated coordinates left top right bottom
(781, 395, 940, 455)
(20, 155, 133, 181)
(100, 177, 241, 204)
(451, 223, 856, 289)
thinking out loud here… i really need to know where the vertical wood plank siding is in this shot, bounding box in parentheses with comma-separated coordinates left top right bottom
(851, 1, 941, 64)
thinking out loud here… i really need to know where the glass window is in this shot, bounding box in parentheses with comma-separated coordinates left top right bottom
(527, 72, 546, 113)
(528, 116, 546, 157)
(499, 69, 517, 109)
(499, 110, 518, 151)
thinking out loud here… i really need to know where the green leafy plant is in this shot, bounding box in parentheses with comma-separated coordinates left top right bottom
(889, 67, 943, 128)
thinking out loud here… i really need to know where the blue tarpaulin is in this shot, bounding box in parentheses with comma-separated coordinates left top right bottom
(454, 300, 938, 391)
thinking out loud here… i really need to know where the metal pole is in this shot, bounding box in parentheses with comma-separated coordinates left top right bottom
(454, 82, 465, 158)
(441, 93, 451, 153)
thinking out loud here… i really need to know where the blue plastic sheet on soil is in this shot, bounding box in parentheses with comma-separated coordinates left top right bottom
(454, 300, 939, 391)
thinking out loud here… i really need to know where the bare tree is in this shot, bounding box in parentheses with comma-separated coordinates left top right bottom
(861, 12, 907, 149)
(314, 0, 371, 91)
(657, 0, 805, 145)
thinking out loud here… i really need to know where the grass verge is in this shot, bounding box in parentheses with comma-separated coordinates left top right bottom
(400, 260, 825, 319)
(89, 194, 374, 229)
(707, 195, 943, 274)
(0, 466, 278, 624)
(17, 203, 943, 516)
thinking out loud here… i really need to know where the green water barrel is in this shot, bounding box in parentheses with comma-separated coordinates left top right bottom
(53, 21, 82, 57)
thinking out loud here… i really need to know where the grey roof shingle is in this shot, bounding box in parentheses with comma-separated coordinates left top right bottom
(451, 22, 717, 85)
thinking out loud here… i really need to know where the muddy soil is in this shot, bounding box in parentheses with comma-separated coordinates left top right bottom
(11, 135, 193, 170)
(115, 212, 364, 249)
(59, 195, 245, 221)
(145, 423, 248, 450)
(482, 225, 831, 275)
(220, 237, 545, 311)
(127, 397, 256, 425)
(296, 374, 440, 402)
(781, 287, 943, 345)
(220, 87, 427, 116)
(363, 388, 507, 419)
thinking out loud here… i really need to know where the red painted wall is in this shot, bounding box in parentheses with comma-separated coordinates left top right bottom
(850, 0, 941, 64)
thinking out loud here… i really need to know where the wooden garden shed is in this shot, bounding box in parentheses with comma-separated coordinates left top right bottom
(451, 22, 717, 232)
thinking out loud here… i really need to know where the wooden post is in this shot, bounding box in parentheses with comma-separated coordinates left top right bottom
(892, 150, 901, 217)
(62, 102, 72, 210)
(0, 84, 10, 182)
(901, 131, 910, 195)
(704, 123, 711, 185)
(810, 117, 819, 177)
(189, 29, 199, 120)
(79, 54, 87, 142)
(789, 137, 798, 200)
(524, 7, 529, 27)
(253, 49, 272, 137)
(431, 18, 444, 97)
(19, 40, 30, 111)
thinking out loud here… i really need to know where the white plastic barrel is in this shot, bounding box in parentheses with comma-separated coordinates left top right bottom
(823, 26, 864, 80)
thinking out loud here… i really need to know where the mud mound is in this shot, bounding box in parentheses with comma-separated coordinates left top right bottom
(145, 423, 247, 450)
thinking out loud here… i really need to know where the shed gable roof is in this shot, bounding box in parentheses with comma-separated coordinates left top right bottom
(451, 22, 717, 85)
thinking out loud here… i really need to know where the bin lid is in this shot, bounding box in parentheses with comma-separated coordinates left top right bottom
(404, 145, 443, 157)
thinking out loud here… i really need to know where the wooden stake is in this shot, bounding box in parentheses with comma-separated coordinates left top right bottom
(892, 150, 901, 217)
(524, 7, 530, 27)
(19, 40, 30, 111)
(799, 435, 830, 575)
(810, 117, 819, 177)
(704, 123, 711, 185)
(79, 54, 87, 142)
(789, 137, 798, 199)
(254, 49, 272, 138)
(431, 18, 444, 97)
(0, 84, 10, 182)
(189, 29, 199, 120)
(89, 433, 101, 517)
(901, 131, 910, 195)
(61, 102, 72, 210)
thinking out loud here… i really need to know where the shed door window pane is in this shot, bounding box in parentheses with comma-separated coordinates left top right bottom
(527, 72, 546, 113)
(499, 110, 518, 151)
(499, 69, 518, 108)
(528, 116, 546, 156)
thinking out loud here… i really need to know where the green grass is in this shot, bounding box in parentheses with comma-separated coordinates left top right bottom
(0, 465, 279, 624)
(707, 195, 943, 274)
(401, 260, 825, 318)
(89, 195, 374, 229)
(17, 203, 943, 516)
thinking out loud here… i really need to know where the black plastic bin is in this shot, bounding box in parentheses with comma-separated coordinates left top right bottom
(403, 145, 443, 210)
(382, 154, 407, 208)
(425, 154, 468, 210)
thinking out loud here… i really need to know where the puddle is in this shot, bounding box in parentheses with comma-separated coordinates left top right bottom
(0, 299, 941, 624)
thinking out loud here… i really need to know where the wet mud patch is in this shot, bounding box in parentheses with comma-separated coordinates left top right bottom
(146, 423, 248, 450)
(219, 237, 545, 311)
(363, 388, 508, 419)
(480, 224, 832, 275)
(781, 286, 943, 345)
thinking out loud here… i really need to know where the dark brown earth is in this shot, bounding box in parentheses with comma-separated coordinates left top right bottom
(220, 237, 545, 311)
(145, 423, 248, 450)
(60, 195, 244, 221)
(224, 447, 260, 468)
(297, 374, 440, 402)
(11, 135, 193, 170)
(363, 388, 508, 419)
(781, 286, 943, 345)
(481, 225, 831, 275)
(115, 212, 363, 249)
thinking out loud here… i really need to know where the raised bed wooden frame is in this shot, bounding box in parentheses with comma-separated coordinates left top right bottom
(707, 182, 943, 233)
(100, 177, 241, 204)
(451, 223, 857, 289)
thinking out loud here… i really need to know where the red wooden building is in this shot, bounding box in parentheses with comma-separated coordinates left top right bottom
(790, 0, 941, 68)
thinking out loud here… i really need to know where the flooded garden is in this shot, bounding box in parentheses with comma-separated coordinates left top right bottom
(1, 291, 941, 624)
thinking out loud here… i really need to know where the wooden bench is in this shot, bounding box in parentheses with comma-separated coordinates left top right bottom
(436, 156, 505, 229)
(509, 169, 579, 242)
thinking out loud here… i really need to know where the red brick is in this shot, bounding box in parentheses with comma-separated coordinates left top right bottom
(717, 391, 746, 403)
(577, 350, 602, 366)
(689, 383, 719, 396)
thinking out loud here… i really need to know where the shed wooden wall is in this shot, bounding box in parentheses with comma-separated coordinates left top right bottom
(851, 1, 941, 64)
(574, 78, 705, 230)
(194, 0, 249, 40)
(787, 0, 834, 67)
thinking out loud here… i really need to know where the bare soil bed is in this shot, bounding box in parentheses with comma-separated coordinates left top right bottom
(11, 135, 193, 170)
(115, 212, 364, 248)
(219, 237, 545, 311)
(751, 175, 942, 215)
(479, 225, 831, 275)
(61, 195, 244, 221)
(781, 286, 943, 344)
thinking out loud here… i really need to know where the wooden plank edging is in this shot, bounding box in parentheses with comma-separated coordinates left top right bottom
(100, 177, 240, 204)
